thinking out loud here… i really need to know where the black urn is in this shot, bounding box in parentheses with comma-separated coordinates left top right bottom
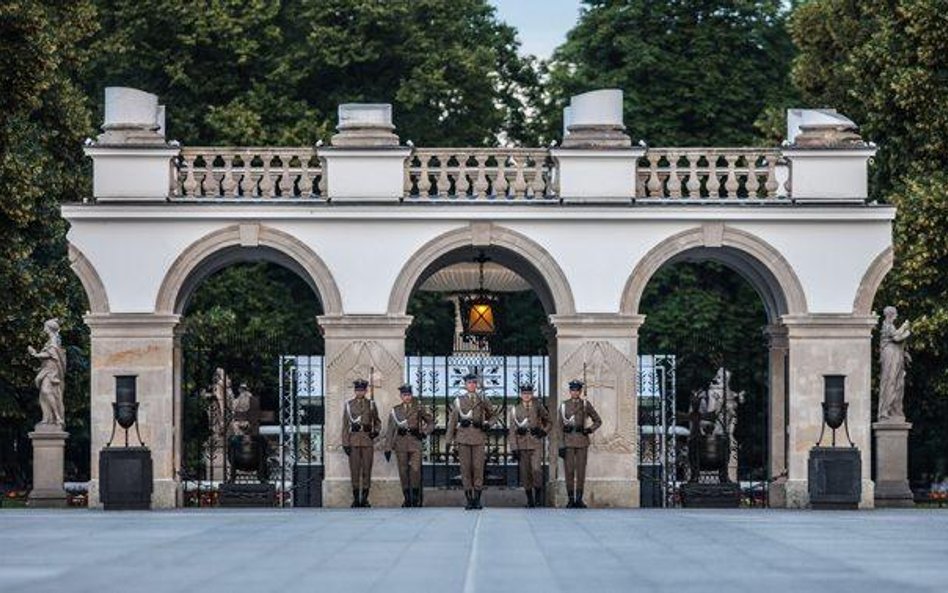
(822, 375, 848, 429)
(113, 375, 139, 429)
(229, 435, 263, 473)
(699, 434, 729, 470)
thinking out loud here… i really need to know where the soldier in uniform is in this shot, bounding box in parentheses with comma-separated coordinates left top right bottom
(341, 378, 381, 507)
(508, 383, 550, 508)
(383, 384, 433, 507)
(556, 379, 601, 508)
(446, 372, 496, 510)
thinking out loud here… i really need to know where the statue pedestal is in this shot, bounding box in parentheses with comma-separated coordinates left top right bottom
(27, 424, 69, 508)
(873, 420, 914, 507)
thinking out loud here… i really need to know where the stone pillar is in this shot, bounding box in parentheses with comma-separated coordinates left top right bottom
(782, 108, 876, 204)
(764, 324, 789, 507)
(83, 87, 179, 202)
(551, 89, 645, 203)
(873, 420, 914, 507)
(319, 103, 412, 201)
(85, 313, 180, 508)
(549, 313, 644, 507)
(317, 314, 412, 507)
(27, 425, 69, 507)
(782, 314, 876, 508)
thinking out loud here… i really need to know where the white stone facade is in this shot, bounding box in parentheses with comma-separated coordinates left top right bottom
(64, 88, 894, 509)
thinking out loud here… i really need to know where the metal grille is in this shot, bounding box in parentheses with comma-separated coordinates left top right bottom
(404, 355, 548, 487)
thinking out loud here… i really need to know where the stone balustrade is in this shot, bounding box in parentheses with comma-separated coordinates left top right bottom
(636, 148, 787, 201)
(404, 148, 555, 200)
(174, 146, 795, 202)
(176, 148, 325, 200)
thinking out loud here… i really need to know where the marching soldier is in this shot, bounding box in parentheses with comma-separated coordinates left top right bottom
(383, 384, 433, 507)
(446, 372, 496, 510)
(556, 379, 601, 508)
(341, 378, 381, 507)
(508, 383, 550, 508)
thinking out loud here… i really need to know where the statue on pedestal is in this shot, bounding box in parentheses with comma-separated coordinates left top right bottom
(27, 318, 66, 427)
(878, 306, 911, 422)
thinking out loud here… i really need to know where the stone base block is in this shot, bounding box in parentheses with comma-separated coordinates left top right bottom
(323, 477, 402, 508)
(28, 426, 68, 508)
(681, 482, 742, 508)
(219, 483, 276, 507)
(875, 480, 915, 508)
(27, 489, 68, 508)
(873, 421, 913, 509)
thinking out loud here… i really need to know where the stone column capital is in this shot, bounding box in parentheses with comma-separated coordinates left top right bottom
(549, 313, 646, 338)
(84, 313, 181, 338)
(763, 323, 789, 350)
(781, 314, 876, 339)
(317, 314, 413, 339)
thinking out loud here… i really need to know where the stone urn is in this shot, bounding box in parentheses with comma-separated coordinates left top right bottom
(699, 434, 729, 471)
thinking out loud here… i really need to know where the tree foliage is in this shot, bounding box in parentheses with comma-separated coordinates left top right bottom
(789, 0, 948, 481)
(0, 1, 97, 484)
(543, 0, 796, 145)
(84, 0, 541, 146)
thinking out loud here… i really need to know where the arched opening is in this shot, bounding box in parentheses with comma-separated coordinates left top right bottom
(627, 228, 802, 509)
(400, 240, 566, 505)
(168, 242, 330, 508)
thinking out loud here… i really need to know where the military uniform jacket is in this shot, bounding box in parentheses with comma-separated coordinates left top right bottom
(341, 397, 381, 448)
(384, 401, 434, 453)
(446, 392, 496, 446)
(555, 398, 602, 448)
(508, 401, 551, 451)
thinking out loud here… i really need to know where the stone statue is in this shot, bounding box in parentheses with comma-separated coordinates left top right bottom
(203, 367, 231, 442)
(230, 383, 260, 437)
(27, 319, 66, 427)
(878, 306, 911, 421)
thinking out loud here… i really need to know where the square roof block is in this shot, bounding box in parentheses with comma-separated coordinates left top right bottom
(338, 103, 395, 131)
(569, 89, 624, 128)
(104, 87, 161, 131)
(786, 109, 858, 145)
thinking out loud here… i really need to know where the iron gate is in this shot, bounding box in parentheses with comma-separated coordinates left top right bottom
(179, 329, 323, 507)
(404, 355, 549, 488)
(637, 335, 771, 507)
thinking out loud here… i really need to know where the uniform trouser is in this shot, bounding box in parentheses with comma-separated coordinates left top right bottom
(458, 444, 486, 491)
(517, 448, 542, 490)
(348, 446, 374, 490)
(395, 449, 422, 489)
(564, 447, 588, 494)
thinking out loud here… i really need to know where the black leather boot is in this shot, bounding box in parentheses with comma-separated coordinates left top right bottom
(533, 487, 543, 507)
(402, 489, 411, 508)
(525, 489, 536, 508)
(361, 489, 371, 508)
(473, 489, 483, 510)
(412, 488, 423, 507)
(351, 488, 361, 508)
(567, 492, 576, 508)
(575, 489, 587, 508)
(464, 490, 474, 510)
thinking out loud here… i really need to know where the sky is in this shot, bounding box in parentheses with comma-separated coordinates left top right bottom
(489, 0, 583, 59)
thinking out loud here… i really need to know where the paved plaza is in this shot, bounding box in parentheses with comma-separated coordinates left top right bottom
(0, 508, 945, 593)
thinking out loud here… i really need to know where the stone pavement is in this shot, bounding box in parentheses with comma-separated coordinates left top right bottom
(0, 508, 945, 593)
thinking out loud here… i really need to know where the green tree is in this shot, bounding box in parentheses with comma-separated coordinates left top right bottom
(0, 0, 98, 484)
(789, 0, 948, 482)
(85, 0, 541, 146)
(543, 0, 796, 145)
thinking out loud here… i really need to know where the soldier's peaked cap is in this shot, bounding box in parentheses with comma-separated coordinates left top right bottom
(519, 384, 534, 392)
(353, 378, 369, 389)
(568, 379, 584, 390)
(463, 372, 478, 382)
(398, 384, 413, 394)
